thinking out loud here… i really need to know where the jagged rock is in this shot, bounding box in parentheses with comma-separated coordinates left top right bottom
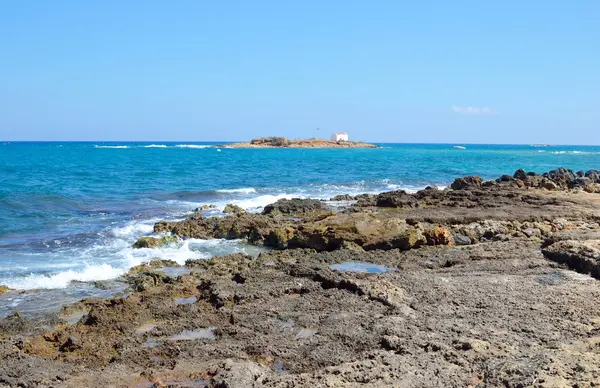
(585, 170, 600, 183)
(196, 204, 217, 211)
(129, 271, 172, 292)
(424, 226, 454, 246)
(453, 234, 472, 246)
(127, 259, 180, 274)
(513, 169, 528, 180)
(59, 336, 82, 352)
(364, 228, 426, 251)
(262, 198, 326, 214)
(0, 285, 9, 295)
(132, 236, 178, 249)
(542, 179, 558, 191)
(544, 168, 576, 188)
(496, 174, 514, 183)
(223, 204, 245, 214)
(573, 177, 592, 188)
(375, 190, 419, 208)
(542, 240, 600, 279)
(584, 183, 600, 193)
(330, 194, 354, 201)
(450, 176, 483, 190)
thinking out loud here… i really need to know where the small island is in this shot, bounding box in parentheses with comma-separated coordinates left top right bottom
(223, 136, 378, 149)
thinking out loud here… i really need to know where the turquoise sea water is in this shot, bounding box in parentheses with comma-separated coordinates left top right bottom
(1, 141, 600, 315)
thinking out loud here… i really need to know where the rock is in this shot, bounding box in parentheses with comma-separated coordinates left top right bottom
(585, 170, 600, 183)
(584, 183, 600, 193)
(573, 177, 592, 188)
(375, 190, 418, 208)
(127, 259, 180, 274)
(262, 198, 326, 214)
(330, 194, 354, 201)
(265, 227, 297, 249)
(544, 168, 576, 188)
(129, 271, 173, 292)
(424, 226, 454, 246)
(496, 174, 514, 183)
(0, 285, 9, 294)
(223, 204, 245, 214)
(132, 236, 178, 249)
(482, 180, 498, 187)
(59, 336, 82, 352)
(542, 240, 600, 279)
(522, 228, 541, 238)
(523, 174, 543, 188)
(365, 228, 426, 251)
(211, 360, 268, 387)
(576, 170, 585, 178)
(340, 241, 365, 252)
(196, 204, 217, 211)
(542, 179, 558, 191)
(450, 176, 483, 190)
(453, 234, 472, 246)
(513, 169, 528, 180)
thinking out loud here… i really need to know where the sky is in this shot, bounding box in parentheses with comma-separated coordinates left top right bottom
(0, 1, 599, 144)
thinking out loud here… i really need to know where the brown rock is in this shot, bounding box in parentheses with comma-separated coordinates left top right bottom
(424, 226, 454, 246)
(450, 176, 483, 190)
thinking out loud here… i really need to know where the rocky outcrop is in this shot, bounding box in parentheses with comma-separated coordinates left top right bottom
(224, 137, 379, 148)
(132, 235, 178, 248)
(542, 240, 600, 278)
(375, 190, 419, 208)
(4, 168, 600, 387)
(450, 176, 483, 190)
(223, 204, 245, 214)
(262, 198, 327, 214)
(447, 168, 600, 192)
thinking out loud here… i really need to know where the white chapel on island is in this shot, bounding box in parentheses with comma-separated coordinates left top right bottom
(331, 132, 349, 142)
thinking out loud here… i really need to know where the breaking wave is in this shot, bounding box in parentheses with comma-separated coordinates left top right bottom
(215, 188, 257, 194)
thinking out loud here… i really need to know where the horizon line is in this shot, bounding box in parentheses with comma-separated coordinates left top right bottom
(2, 140, 599, 147)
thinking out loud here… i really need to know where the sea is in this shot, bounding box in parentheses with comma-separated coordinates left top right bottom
(2, 141, 600, 316)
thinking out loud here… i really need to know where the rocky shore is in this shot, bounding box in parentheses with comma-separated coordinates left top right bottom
(222, 137, 378, 148)
(2, 168, 600, 387)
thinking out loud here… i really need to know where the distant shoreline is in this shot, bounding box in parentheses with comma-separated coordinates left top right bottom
(221, 137, 379, 149)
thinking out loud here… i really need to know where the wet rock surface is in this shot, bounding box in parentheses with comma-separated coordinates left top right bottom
(3, 169, 600, 387)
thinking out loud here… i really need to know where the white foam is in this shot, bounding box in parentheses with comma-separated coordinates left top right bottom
(144, 144, 168, 148)
(216, 187, 257, 194)
(110, 221, 155, 238)
(94, 145, 130, 149)
(175, 144, 211, 149)
(228, 194, 297, 211)
(124, 240, 210, 266)
(4, 264, 125, 290)
(551, 150, 594, 155)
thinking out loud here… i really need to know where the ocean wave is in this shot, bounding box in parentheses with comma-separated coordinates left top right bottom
(227, 194, 296, 211)
(94, 145, 130, 149)
(143, 144, 168, 148)
(4, 264, 125, 290)
(551, 150, 594, 155)
(216, 188, 257, 194)
(175, 144, 211, 149)
(110, 221, 156, 237)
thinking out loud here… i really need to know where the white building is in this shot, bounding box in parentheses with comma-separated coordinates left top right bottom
(331, 132, 349, 142)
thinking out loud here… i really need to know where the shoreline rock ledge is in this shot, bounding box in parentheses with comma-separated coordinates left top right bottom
(3, 167, 600, 387)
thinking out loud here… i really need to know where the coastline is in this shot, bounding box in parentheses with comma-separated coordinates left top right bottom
(2, 167, 600, 386)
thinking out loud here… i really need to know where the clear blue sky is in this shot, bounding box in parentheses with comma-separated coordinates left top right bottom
(1, 1, 598, 143)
